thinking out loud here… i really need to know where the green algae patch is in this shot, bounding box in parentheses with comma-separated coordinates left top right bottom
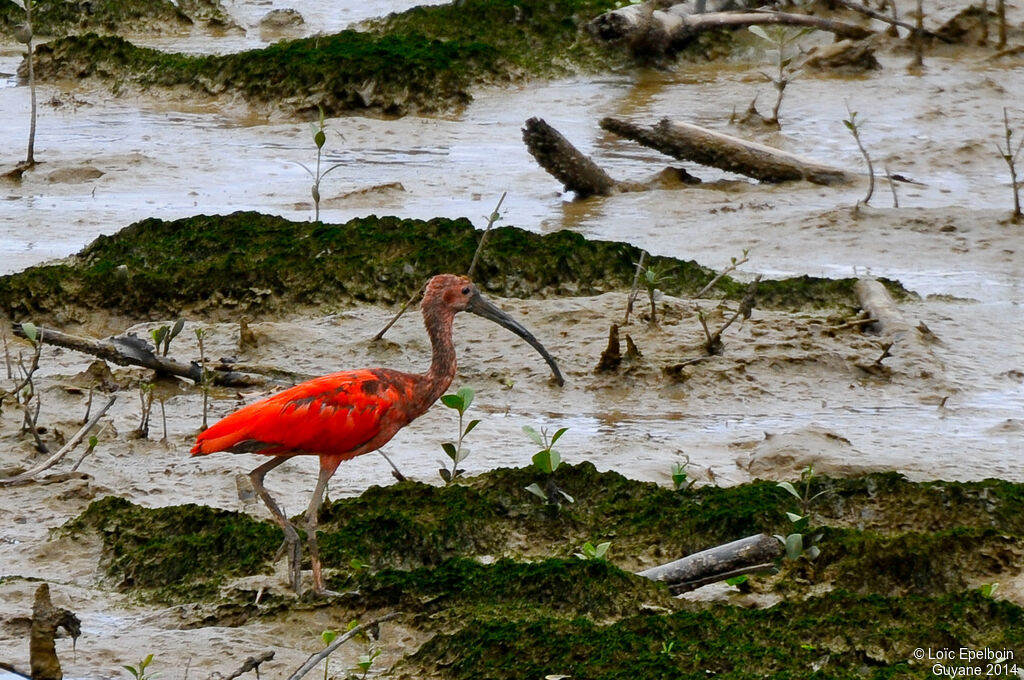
(405, 590, 1024, 679)
(62, 495, 281, 599)
(352, 557, 673, 623)
(0, 211, 900, 324)
(0, 0, 234, 39)
(24, 0, 629, 116)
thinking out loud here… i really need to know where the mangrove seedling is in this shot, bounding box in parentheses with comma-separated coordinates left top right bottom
(748, 22, 815, 126)
(354, 648, 382, 679)
(670, 457, 696, 492)
(996, 107, 1023, 222)
(574, 540, 611, 561)
(524, 425, 574, 507)
(843, 105, 875, 207)
(11, 321, 47, 453)
(641, 264, 674, 328)
(149, 319, 184, 357)
(194, 327, 212, 430)
(438, 386, 479, 484)
(776, 465, 828, 561)
(296, 106, 345, 222)
(135, 382, 154, 439)
(777, 464, 830, 517)
(320, 629, 337, 680)
(10, 0, 37, 169)
(122, 654, 157, 680)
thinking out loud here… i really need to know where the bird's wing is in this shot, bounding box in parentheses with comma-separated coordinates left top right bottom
(192, 370, 407, 457)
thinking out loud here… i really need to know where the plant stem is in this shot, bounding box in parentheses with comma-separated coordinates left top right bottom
(467, 191, 506, 278)
(25, 0, 36, 165)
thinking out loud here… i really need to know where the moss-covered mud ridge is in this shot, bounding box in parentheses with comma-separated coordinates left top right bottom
(0, 211, 902, 325)
(21, 0, 636, 116)
(64, 466, 1024, 678)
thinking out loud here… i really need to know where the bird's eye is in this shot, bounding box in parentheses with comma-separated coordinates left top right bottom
(461, 286, 471, 295)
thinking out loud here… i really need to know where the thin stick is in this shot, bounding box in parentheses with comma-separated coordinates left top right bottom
(467, 191, 507, 278)
(696, 255, 749, 299)
(286, 612, 400, 680)
(623, 250, 647, 325)
(2, 327, 12, 380)
(372, 286, 424, 342)
(884, 164, 899, 208)
(0, 395, 117, 487)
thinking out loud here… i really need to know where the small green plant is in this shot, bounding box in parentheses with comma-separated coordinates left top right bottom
(640, 264, 674, 328)
(996, 107, 1023, 222)
(12, 321, 47, 453)
(670, 456, 696, 491)
(748, 23, 815, 125)
(150, 319, 185, 357)
(354, 648, 382, 679)
(134, 381, 154, 439)
(980, 582, 1000, 598)
(660, 641, 676, 657)
(296, 106, 345, 222)
(123, 653, 157, 680)
(320, 629, 337, 680)
(349, 557, 370, 571)
(776, 465, 828, 561)
(438, 386, 479, 484)
(725, 574, 749, 587)
(574, 540, 611, 561)
(194, 327, 212, 429)
(523, 425, 574, 507)
(843, 105, 875, 207)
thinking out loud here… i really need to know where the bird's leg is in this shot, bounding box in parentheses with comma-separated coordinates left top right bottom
(304, 464, 338, 597)
(249, 456, 304, 595)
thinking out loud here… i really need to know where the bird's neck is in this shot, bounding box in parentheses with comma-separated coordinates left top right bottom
(421, 301, 458, 405)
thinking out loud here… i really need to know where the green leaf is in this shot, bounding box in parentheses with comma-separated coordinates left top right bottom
(594, 541, 611, 559)
(321, 629, 338, 645)
(785, 511, 804, 524)
(748, 25, 770, 41)
(806, 545, 821, 561)
(463, 419, 481, 436)
(314, 129, 326, 149)
(440, 394, 463, 410)
(548, 447, 562, 472)
(777, 481, 801, 499)
(455, 446, 470, 464)
(522, 425, 544, 446)
(785, 533, 804, 560)
(21, 321, 37, 343)
(532, 450, 552, 474)
(169, 318, 185, 341)
(558, 488, 575, 504)
(525, 483, 546, 500)
(550, 427, 569, 446)
(725, 575, 748, 586)
(441, 442, 458, 461)
(456, 386, 474, 411)
(439, 468, 452, 483)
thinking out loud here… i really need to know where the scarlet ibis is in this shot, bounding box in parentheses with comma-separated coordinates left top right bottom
(191, 274, 563, 596)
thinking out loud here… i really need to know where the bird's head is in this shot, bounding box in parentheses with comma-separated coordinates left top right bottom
(424, 274, 565, 386)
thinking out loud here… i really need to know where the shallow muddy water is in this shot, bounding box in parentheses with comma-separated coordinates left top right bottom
(2, 2, 1024, 675)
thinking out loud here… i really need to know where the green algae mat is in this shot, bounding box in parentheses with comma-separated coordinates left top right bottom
(0, 211, 894, 324)
(60, 466, 1024, 678)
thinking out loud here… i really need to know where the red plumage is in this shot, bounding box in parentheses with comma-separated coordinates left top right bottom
(191, 369, 410, 460)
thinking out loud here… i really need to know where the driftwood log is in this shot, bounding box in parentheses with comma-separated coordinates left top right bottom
(588, 3, 874, 57)
(30, 584, 81, 680)
(853, 277, 940, 375)
(522, 117, 618, 197)
(601, 117, 850, 185)
(10, 323, 296, 388)
(637, 533, 783, 594)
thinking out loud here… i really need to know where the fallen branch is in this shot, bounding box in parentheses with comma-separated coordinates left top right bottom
(589, 5, 874, 53)
(10, 324, 283, 387)
(602, 117, 850, 185)
(287, 612, 400, 680)
(853, 278, 913, 337)
(831, 0, 949, 41)
(637, 533, 782, 594)
(222, 651, 275, 680)
(0, 395, 116, 487)
(523, 117, 618, 197)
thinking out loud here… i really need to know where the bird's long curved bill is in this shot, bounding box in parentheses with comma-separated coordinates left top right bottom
(468, 292, 565, 386)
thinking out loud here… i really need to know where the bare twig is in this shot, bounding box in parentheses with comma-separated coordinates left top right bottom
(0, 395, 116, 487)
(467, 191, 507, 278)
(844, 104, 874, 206)
(623, 251, 647, 325)
(829, 317, 879, 331)
(223, 651, 275, 680)
(698, 276, 761, 355)
(696, 253, 749, 299)
(372, 285, 424, 342)
(884, 164, 899, 208)
(831, 0, 948, 41)
(286, 612, 400, 680)
(996, 107, 1024, 221)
